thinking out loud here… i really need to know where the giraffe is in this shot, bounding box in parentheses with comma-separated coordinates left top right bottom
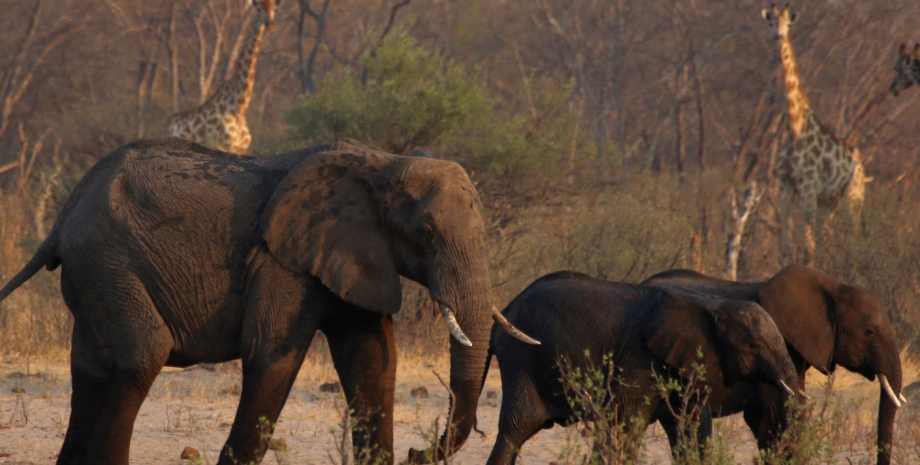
(166, 0, 277, 154)
(762, 4, 870, 266)
(891, 42, 920, 97)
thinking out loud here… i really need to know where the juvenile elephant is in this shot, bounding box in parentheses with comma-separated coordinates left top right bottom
(480, 271, 800, 465)
(642, 265, 905, 465)
(0, 138, 535, 465)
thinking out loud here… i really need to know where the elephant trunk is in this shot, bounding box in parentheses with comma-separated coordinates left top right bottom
(875, 348, 902, 465)
(408, 260, 492, 463)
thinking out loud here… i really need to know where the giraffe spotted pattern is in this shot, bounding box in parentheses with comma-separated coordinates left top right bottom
(166, 0, 277, 155)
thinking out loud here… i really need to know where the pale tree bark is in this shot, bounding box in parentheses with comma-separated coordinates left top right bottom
(725, 182, 764, 280)
(168, 1, 180, 112)
(185, 0, 234, 103)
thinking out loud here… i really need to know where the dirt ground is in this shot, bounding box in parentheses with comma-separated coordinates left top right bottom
(0, 355, 916, 465)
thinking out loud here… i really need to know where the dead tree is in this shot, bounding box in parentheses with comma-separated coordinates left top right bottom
(0, 0, 98, 139)
(725, 182, 764, 280)
(297, 0, 333, 94)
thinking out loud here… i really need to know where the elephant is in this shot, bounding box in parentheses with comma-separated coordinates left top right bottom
(0, 137, 536, 465)
(642, 265, 905, 465)
(471, 271, 800, 465)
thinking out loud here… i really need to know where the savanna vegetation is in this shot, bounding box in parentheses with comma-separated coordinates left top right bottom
(2, 0, 920, 462)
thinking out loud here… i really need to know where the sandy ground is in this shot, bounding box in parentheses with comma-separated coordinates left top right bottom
(0, 356, 915, 465)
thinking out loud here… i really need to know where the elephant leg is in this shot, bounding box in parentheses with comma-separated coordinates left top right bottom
(81, 290, 173, 464)
(219, 257, 319, 465)
(486, 375, 552, 465)
(657, 413, 682, 458)
(324, 307, 397, 464)
(655, 400, 711, 461)
(57, 322, 113, 465)
(743, 393, 786, 458)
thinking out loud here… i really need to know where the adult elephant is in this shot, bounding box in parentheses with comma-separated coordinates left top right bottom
(0, 138, 535, 465)
(642, 265, 905, 465)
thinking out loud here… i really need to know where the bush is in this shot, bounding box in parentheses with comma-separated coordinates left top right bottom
(284, 33, 596, 190)
(285, 34, 491, 155)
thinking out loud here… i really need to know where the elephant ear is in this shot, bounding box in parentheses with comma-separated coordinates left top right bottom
(758, 265, 835, 373)
(260, 151, 402, 314)
(642, 290, 725, 386)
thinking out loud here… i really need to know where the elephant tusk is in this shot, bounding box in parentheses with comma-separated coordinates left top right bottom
(900, 393, 908, 404)
(436, 301, 472, 347)
(776, 380, 795, 397)
(492, 306, 541, 345)
(879, 374, 902, 408)
(798, 390, 811, 401)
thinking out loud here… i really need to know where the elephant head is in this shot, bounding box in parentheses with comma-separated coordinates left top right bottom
(260, 146, 535, 461)
(891, 42, 920, 97)
(643, 290, 801, 395)
(758, 265, 904, 464)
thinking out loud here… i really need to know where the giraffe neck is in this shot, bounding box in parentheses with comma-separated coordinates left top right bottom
(219, 17, 267, 117)
(778, 35, 811, 138)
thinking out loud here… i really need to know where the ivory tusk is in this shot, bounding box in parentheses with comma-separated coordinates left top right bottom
(491, 306, 541, 345)
(899, 393, 908, 404)
(798, 390, 811, 401)
(436, 301, 472, 347)
(879, 374, 902, 408)
(776, 380, 795, 397)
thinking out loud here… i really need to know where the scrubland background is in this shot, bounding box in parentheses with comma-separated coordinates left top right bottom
(2, 0, 920, 360)
(3, 0, 920, 462)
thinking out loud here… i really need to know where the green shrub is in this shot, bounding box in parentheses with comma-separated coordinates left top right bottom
(285, 34, 491, 155)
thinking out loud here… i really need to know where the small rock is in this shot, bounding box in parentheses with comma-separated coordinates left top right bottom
(180, 447, 200, 461)
(269, 438, 288, 452)
(320, 381, 342, 393)
(11, 387, 25, 394)
(486, 390, 498, 399)
(410, 387, 429, 399)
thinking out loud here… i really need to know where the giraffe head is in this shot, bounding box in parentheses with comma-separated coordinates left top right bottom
(761, 4, 798, 40)
(251, 0, 278, 26)
(890, 43, 920, 97)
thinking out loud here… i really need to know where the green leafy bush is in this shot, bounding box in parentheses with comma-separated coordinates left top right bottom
(286, 34, 491, 155)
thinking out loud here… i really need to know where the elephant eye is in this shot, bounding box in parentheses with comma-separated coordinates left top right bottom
(865, 329, 875, 337)
(418, 224, 434, 242)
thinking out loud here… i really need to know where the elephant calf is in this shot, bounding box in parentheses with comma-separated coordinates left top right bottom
(483, 271, 800, 465)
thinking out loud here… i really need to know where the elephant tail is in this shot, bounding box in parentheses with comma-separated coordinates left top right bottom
(0, 233, 59, 304)
(471, 346, 494, 438)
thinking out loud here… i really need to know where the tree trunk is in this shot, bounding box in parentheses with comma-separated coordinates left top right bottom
(725, 182, 763, 280)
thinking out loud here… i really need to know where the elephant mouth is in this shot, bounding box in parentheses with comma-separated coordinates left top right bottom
(431, 298, 540, 347)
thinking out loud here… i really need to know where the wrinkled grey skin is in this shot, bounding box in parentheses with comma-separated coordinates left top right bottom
(642, 266, 904, 465)
(0, 138, 494, 465)
(481, 271, 799, 465)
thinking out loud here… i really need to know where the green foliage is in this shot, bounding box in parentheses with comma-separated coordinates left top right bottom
(557, 351, 647, 464)
(557, 348, 735, 465)
(445, 75, 596, 178)
(284, 33, 595, 184)
(285, 34, 491, 155)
